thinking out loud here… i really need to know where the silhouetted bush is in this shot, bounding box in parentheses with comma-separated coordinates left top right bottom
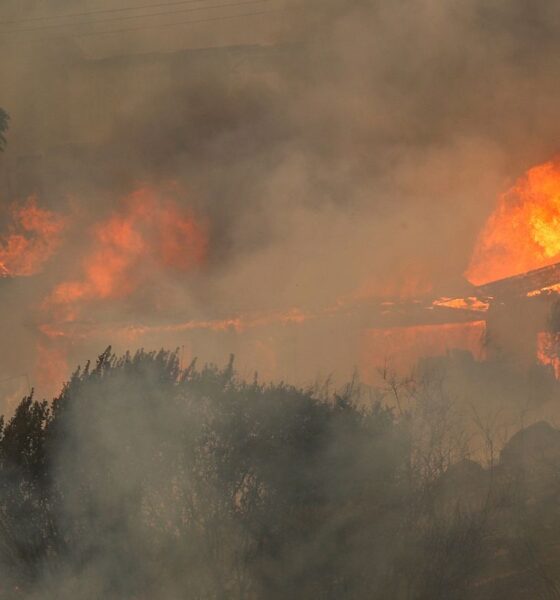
(0, 347, 558, 599)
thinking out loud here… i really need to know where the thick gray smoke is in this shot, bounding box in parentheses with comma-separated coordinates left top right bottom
(1, 0, 560, 396)
(3, 4, 560, 598)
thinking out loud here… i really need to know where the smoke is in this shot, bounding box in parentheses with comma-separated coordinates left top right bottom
(1, 347, 558, 598)
(2, 0, 560, 396)
(3, 6, 560, 594)
(0, 348, 494, 598)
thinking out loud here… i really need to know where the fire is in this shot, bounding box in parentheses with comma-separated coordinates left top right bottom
(0, 197, 66, 277)
(432, 296, 489, 312)
(40, 307, 312, 344)
(20, 160, 560, 394)
(527, 283, 560, 298)
(45, 185, 207, 321)
(537, 332, 560, 378)
(33, 184, 208, 390)
(467, 160, 560, 286)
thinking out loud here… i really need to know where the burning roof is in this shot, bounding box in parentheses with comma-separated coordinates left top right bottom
(476, 261, 560, 298)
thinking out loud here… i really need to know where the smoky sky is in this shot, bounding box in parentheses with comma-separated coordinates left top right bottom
(1, 0, 560, 394)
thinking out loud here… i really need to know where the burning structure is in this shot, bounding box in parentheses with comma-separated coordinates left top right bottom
(361, 160, 560, 382)
(5, 159, 560, 392)
(432, 262, 560, 373)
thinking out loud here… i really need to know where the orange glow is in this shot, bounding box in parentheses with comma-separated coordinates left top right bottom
(537, 332, 560, 378)
(0, 197, 66, 277)
(33, 184, 208, 394)
(361, 321, 486, 382)
(527, 283, 560, 298)
(35, 340, 70, 398)
(45, 185, 207, 320)
(39, 307, 313, 344)
(432, 296, 490, 312)
(467, 160, 560, 286)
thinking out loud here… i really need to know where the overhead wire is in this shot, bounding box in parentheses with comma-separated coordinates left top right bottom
(0, 373, 30, 389)
(0, 0, 271, 34)
(75, 8, 283, 37)
(0, 0, 229, 26)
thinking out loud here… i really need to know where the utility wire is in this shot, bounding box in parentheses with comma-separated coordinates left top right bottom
(74, 7, 282, 37)
(0, 374, 29, 387)
(1, 0, 269, 34)
(0, 0, 221, 26)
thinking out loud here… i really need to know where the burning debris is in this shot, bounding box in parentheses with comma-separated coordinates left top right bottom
(431, 296, 490, 313)
(476, 261, 560, 298)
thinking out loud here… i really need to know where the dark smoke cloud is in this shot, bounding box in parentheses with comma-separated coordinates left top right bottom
(1, 0, 560, 394)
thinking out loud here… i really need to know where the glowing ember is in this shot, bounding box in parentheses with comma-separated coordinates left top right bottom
(432, 296, 490, 312)
(0, 197, 66, 277)
(527, 283, 560, 298)
(467, 160, 560, 286)
(55, 308, 312, 339)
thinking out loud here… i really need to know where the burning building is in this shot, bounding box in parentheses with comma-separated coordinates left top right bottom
(5, 159, 560, 394)
(361, 160, 560, 382)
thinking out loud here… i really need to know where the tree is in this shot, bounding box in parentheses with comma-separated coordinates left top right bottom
(0, 348, 413, 599)
(1, 347, 553, 599)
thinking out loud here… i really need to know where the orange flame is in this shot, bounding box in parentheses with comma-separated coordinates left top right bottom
(0, 197, 66, 277)
(467, 160, 560, 285)
(33, 184, 208, 393)
(537, 331, 560, 379)
(45, 185, 207, 320)
(431, 296, 489, 312)
(38, 307, 312, 345)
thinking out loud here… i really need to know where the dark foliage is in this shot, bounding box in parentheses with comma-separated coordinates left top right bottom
(0, 347, 553, 599)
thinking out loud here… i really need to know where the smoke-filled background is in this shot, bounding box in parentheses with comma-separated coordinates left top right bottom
(2, 0, 560, 403)
(6, 3, 560, 599)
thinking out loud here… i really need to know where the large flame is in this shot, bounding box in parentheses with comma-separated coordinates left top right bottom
(0, 197, 66, 277)
(45, 185, 207, 322)
(467, 160, 560, 286)
(34, 184, 208, 390)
